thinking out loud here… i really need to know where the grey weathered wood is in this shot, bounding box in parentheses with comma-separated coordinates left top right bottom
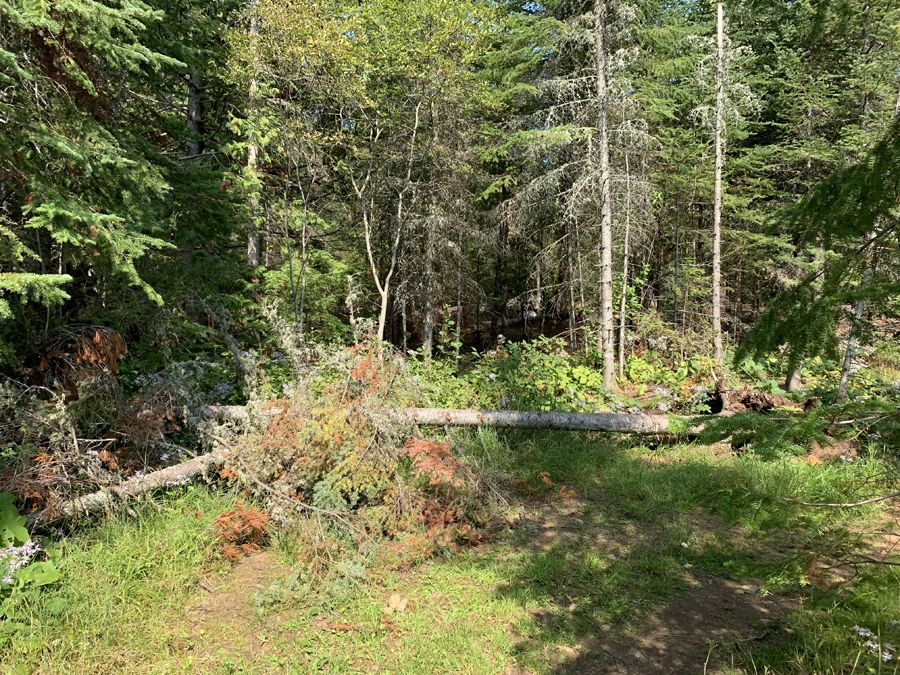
(26, 449, 228, 528)
(208, 404, 674, 434)
(394, 408, 672, 434)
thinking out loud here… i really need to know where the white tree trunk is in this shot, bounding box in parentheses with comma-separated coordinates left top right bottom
(246, 3, 261, 267)
(396, 408, 672, 433)
(618, 154, 632, 380)
(26, 449, 229, 528)
(595, 0, 615, 388)
(712, 3, 725, 363)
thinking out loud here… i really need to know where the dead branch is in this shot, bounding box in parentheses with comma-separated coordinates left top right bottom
(25, 448, 231, 529)
(781, 491, 900, 508)
(234, 457, 385, 548)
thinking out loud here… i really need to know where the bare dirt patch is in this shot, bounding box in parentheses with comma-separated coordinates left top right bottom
(539, 575, 797, 675)
(514, 502, 799, 675)
(181, 551, 293, 665)
(808, 438, 861, 463)
(548, 577, 796, 675)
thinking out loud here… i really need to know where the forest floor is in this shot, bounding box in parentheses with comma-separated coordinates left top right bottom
(3, 432, 899, 675)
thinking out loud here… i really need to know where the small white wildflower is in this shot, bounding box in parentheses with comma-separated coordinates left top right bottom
(681, 542, 689, 548)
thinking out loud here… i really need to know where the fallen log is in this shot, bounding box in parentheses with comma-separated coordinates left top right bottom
(393, 408, 673, 434)
(26, 448, 229, 529)
(25, 407, 682, 530)
(207, 405, 677, 434)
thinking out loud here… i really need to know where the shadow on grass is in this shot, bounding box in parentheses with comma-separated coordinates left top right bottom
(454, 428, 896, 674)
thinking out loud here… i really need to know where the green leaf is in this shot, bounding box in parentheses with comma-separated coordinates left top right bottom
(0, 492, 28, 546)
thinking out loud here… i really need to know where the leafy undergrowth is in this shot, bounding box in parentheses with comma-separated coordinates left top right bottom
(2, 432, 899, 675)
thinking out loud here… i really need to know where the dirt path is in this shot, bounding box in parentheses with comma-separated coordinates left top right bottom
(180, 501, 799, 675)
(509, 501, 799, 675)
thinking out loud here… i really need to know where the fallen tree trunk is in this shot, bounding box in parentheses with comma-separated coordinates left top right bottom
(393, 408, 673, 434)
(26, 407, 681, 530)
(26, 449, 229, 529)
(208, 405, 675, 434)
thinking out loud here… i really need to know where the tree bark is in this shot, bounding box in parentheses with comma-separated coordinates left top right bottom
(712, 3, 725, 363)
(26, 449, 230, 528)
(396, 408, 672, 434)
(618, 153, 632, 380)
(595, 0, 615, 388)
(785, 355, 803, 392)
(205, 404, 677, 435)
(422, 108, 439, 359)
(836, 234, 874, 403)
(186, 71, 203, 158)
(246, 3, 261, 267)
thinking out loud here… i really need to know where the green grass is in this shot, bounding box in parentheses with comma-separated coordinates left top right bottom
(1, 485, 239, 674)
(2, 429, 899, 674)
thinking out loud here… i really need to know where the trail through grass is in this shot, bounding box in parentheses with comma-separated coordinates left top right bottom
(3, 432, 899, 675)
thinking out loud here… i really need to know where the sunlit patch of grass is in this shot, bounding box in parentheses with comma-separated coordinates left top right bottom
(3, 428, 898, 675)
(1, 485, 239, 674)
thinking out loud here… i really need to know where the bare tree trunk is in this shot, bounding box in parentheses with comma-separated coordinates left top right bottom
(595, 0, 615, 388)
(283, 179, 300, 327)
(355, 106, 421, 343)
(422, 203, 436, 355)
(298, 183, 309, 340)
(836, 294, 865, 404)
(835, 88, 897, 402)
(618, 154, 632, 380)
(26, 448, 230, 528)
(246, 4, 261, 267)
(422, 110, 442, 359)
(422, 212, 435, 357)
(712, 3, 725, 363)
(491, 200, 508, 341)
(401, 301, 408, 352)
(836, 232, 875, 403)
(785, 354, 803, 392)
(397, 408, 672, 434)
(567, 219, 578, 352)
(186, 71, 203, 158)
(455, 227, 463, 364)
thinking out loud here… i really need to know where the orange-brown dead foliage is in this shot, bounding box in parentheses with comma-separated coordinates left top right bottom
(213, 502, 270, 561)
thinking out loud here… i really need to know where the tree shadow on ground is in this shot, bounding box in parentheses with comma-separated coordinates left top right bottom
(466, 429, 879, 675)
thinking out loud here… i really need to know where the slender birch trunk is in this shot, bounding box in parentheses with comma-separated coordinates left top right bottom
(567, 219, 578, 352)
(246, 3, 261, 267)
(595, 0, 615, 388)
(422, 206, 435, 357)
(455, 226, 463, 364)
(712, 3, 725, 363)
(283, 179, 299, 327)
(422, 109, 438, 359)
(355, 105, 421, 343)
(618, 154, 632, 380)
(298, 183, 309, 339)
(835, 281, 867, 404)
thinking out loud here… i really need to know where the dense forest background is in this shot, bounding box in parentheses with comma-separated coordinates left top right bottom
(2, 0, 899, 395)
(4, 3, 900, 672)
